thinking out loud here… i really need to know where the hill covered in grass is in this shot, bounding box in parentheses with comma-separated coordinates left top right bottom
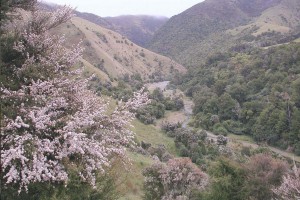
(104, 15, 168, 47)
(149, 0, 300, 67)
(75, 12, 168, 47)
(52, 16, 185, 83)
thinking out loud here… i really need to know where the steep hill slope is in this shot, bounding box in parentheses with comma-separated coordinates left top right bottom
(74, 11, 113, 29)
(104, 15, 168, 47)
(75, 12, 168, 47)
(53, 16, 186, 82)
(149, 0, 300, 67)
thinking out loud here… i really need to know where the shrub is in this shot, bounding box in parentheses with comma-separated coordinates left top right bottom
(0, 4, 149, 196)
(143, 158, 208, 200)
(161, 121, 181, 133)
(213, 123, 229, 135)
(245, 154, 288, 200)
(217, 135, 228, 145)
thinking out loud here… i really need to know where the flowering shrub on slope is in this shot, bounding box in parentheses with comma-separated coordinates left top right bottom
(143, 158, 208, 200)
(0, 5, 148, 192)
(273, 162, 300, 200)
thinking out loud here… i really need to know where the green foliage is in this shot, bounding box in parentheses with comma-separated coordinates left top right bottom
(139, 52, 146, 57)
(292, 78, 300, 107)
(150, 88, 164, 101)
(136, 101, 165, 124)
(201, 154, 288, 200)
(165, 127, 219, 164)
(253, 105, 288, 145)
(1, 169, 120, 200)
(0, 35, 26, 90)
(245, 154, 288, 200)
(136, 88, 184, 124)
(179, 43, 300, 153)
(295, 142, 300, 156)
(222, 120, 244, 135)
(111, 81, 133, 101)
(149, 0, 300, 70)
(228, 83, 247, 103)
(149, 0, 251, 67)
(161, 121, 181, 133)
(203, 159, 249, 200)
(212, 123, 228, 136)
(218, 93, 240, 120)
(142, 163, 165, 200)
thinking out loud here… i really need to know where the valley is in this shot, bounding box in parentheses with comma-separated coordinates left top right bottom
(1, 1, 300, 200)
(147, 81, 300, 162)
(119, 79, 300, 199)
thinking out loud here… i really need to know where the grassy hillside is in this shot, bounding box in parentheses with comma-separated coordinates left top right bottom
(104, 15, 168, 47)
(149, 0, 300, 67)
(75, 12, 168, 47)
(53, 16, 185, 82)
(227, 0, 300, 36)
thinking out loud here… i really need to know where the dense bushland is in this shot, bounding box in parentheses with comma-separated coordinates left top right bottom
(178, 43, 300, 154)
(136, 88, 184, 124)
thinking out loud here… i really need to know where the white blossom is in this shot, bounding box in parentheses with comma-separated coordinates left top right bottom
(273, 162, 300, 200)
(1, 5, 148, 192)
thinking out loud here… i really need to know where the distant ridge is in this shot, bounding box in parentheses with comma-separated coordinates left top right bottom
(75, 11, 168, 47)
(52, 15, 186, 82)
(149, 0, 300, 67)
(38, 2, 185, 82)
(40, 2, 168, 48)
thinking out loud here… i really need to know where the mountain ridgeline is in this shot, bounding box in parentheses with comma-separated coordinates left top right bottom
(51, 15, 185, 83)
(75, 11, 168, 47)
(149, 0, 300, 67)
(104, 15, 168, 47)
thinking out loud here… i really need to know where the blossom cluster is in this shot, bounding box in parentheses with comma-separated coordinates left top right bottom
(1, 5, 148, 192)
(143, 158, 208, 200)
(13, 6, 82, 74)
(273, 162, 300, 200)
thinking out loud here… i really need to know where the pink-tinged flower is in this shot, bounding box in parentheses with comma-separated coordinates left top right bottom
(273, 162, 300, 200)
(1, 5, 149, 192)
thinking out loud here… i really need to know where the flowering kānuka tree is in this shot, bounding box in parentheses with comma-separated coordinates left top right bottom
(0, 5, 148, 192)
(273, 162, 300, 200)
(143, 158, 208, 200)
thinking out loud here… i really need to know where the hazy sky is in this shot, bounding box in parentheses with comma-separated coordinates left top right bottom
(43, 0, 203, 17)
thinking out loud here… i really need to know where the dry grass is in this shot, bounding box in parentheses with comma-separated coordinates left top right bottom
(227, 1, 300, 36)
(253, 23, 290, 36)
(228, 134, 254, 143)
(53, 17, 186, 83)
(294, 37, 300, 43)
(156, 111, 186, 127)
(69, 17, 186, 80)
(80, 58, 110, 81)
